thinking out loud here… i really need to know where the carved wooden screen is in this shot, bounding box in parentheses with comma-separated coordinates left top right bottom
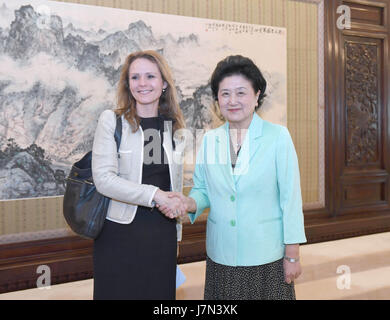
(342, 36, 387, 210)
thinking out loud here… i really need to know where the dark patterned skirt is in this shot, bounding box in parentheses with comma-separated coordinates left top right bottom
(204, 256, 296, 300)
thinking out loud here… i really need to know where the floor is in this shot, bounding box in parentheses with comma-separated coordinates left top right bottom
(0, 232, 390, 300)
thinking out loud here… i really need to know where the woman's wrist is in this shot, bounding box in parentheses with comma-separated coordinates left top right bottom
(186, 196, 197, 212)
(153, 189, 164, 204)
(284, 244, 300, 260)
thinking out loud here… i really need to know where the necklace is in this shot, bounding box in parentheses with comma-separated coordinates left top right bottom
(229, 134, 241, 151)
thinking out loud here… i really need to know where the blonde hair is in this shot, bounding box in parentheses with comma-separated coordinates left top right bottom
(116, 50, 185, 133)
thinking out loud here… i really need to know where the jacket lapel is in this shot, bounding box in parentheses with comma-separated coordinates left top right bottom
(233, 113, 264, 182)
(214, 123, 235, 189)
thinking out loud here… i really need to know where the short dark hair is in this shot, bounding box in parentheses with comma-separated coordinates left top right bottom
(210, 55, 267, 109)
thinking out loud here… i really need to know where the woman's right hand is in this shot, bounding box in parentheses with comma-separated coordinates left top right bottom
(153, 189, 186, 219)
(157, 192, 197, 218)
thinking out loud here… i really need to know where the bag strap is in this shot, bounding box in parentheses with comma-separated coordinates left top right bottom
(114, 114, 122, 152)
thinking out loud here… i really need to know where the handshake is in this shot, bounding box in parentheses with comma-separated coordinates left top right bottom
(153, 189, 196, 219)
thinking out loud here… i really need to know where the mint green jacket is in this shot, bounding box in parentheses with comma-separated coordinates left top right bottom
(188, 113, 307, 266)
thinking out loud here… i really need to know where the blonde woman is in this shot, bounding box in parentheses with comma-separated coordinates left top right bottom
(92, 51, 185, 299)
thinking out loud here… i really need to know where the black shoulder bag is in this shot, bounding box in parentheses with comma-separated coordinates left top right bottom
(63, 115, 122, 239)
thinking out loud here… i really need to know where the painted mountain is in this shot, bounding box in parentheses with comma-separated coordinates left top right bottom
(0, 1, 286, 199)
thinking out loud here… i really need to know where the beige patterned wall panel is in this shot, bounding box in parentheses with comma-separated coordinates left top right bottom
(286, 1, 319, 204)
(0, 0, 322, 239)
(0, 197, 70, 242)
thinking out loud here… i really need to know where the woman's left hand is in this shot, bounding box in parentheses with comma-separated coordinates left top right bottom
(283, 258, 302, 284)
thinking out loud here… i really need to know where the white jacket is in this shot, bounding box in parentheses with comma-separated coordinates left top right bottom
(92, 109, 183, 241)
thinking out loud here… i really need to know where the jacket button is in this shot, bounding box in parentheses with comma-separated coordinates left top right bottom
(230, 195, 235, 202)
(230, 220, 236, 227)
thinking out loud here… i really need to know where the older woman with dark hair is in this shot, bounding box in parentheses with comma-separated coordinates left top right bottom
(162, 55, 306, 300)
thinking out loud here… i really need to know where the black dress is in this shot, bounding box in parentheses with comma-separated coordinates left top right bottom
(93, 116, 177, 300)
